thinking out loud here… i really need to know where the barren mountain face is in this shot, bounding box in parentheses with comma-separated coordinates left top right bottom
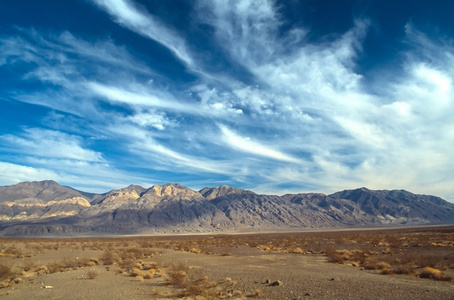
(0, 181, 453, 236)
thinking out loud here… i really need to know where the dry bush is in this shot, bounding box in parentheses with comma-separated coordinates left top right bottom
(185, 273, 217, 295)
(169, 265, 223, 298)
(46, 261, 62, 274)
(4, 246, 23, 258)
(377, 261, 391, 270)
(140, 261, 157, 270)
(190, 247, 201, 254)
(0, 264, 13, 281)
(143, 271, 154, 279)
(325, 248, 344, 263)
(167, 262, 188, 287)
(130, 268, 143, 277)
(419, 267, 452, 281)
(22, 260, 37, 271)
(60, 257, 79, 270)
(100, 250, 116, 265)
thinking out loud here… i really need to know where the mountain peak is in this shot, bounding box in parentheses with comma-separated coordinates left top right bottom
(147, 183, 201, 199)
(0, 180, 84, 202)
(200, 185, 254, 200)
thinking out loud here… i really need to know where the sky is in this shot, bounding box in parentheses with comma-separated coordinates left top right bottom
(0, 1, 453, 201)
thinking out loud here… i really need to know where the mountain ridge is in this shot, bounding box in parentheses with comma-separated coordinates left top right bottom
(0, 180, 453, 236)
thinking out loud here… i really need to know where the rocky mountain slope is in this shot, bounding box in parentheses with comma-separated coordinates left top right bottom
(0, 180, 453, 236)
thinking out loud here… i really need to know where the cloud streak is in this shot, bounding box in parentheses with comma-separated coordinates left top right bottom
(93, 0, 194, 67)
(219, 125, 303, 164)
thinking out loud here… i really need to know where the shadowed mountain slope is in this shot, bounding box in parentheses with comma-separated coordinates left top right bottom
(0, 181, 453, 236)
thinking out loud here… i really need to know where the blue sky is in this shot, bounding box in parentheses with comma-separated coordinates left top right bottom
(0, 0, 453, 201)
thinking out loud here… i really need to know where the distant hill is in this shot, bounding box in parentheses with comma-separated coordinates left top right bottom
(0, 181, 453, 236)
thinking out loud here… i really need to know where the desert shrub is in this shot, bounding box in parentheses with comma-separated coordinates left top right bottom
(0, 264, 13, 281)
(143, 271, 154, 279)
(140, 261, 157, 270)
(325, 248, 344, 263)
(46, 261, 62, 273)
(23, 260, 37, 271)
(118, 258, 135, 272)
(167, 262, 188, 287)
(128, 248, 145, 259)
(190, 247, 201, 254)
(377, 261, 391, 270)
(391, 266, 412, 275)
(130, 268, 143, 277)
(100, 250, 116, 265)
(419, 267, 452, 281)
(384, 235, 401, 247)
(166, 265, 221, 297)
(290, 247, 305, 254)
(363, 258, 379, 270)
(60, 257, 79, 269)
(4, 246, 22, 258)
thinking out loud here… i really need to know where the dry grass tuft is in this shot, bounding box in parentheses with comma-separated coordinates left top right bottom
(0, 264, 13, 281)
(419, 267, 452, 281)
(167, 262, 188, 287)
(100, 250, 116, 265)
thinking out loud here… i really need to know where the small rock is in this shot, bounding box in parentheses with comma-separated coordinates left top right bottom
(13, 277, 23, 284)
(269, 280, 283, 287)
(264, 279, 271, 284)
(305, 292, 311, 296)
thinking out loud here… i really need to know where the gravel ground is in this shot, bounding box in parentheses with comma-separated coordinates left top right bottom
(1, 244, 453, 299)
(153, 246, 454, 300)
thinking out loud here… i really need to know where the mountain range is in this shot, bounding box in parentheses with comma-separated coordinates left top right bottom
(0, 180, 453, 236)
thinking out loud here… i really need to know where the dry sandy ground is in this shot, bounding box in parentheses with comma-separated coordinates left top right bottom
(1, 243, 453, 300)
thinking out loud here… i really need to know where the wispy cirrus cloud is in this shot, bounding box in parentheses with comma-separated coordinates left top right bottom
(218, 125, 303, 164)
(0, 128, 104, 163)
(93, 0, 194, 68)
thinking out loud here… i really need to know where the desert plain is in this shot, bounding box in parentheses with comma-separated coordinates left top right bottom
(0, 226, 453, 300)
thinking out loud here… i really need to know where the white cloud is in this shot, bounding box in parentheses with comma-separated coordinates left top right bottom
(93, 0, 194, 67)
(219, 125, 303, 164)
(1, 128, 104, 163)
(127, 111, 171, 130)
(0, 162, 60, 185)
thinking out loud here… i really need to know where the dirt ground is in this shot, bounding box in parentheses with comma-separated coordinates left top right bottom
(0, 227, 453, 299)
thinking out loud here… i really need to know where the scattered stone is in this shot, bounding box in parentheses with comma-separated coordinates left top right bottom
(13, 277, 23, 284)
(305, 292, 311, 296)
(269, 280, 283, 287)
(330, 277, 339, 281)
(264, 279, 271, 284)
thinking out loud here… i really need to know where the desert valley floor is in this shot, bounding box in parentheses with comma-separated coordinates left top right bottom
(0, 226, 453, 299)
